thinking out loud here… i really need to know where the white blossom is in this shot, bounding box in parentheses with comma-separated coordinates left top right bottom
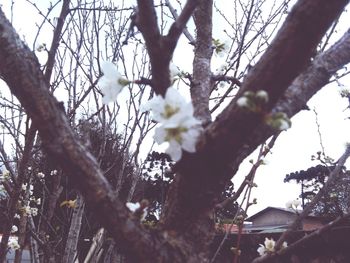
(30, 207, 38, 216)
(154, 118, 202, 161)
(0, 169, 10, 182)
(142, 87, 202, 162)
(292, 199, 301, 207)
(14, 214, 20, 219)
(50, 170, 58, 176)
(257, 238, 275, 256)
(98, 61, 129, 104)
(8, 237, 20, 250)
(126, 202, 140, 213)
(21, 183, 27, 191)
(169, 62, 180, 80)
(237, 97, 249, 108)
(23, 205, 31, 215)
(11, 225, 18, 233)
(257, 244, 266, 256)
(282, 241, 288, 249)
(257, 238, 287, 256)
(264, 238, 275, 252)
(286, 199, 301, 210)
(141, 87, 194, 124)
(36, 198, 41, 205)
(37, 172, 45, 179)
(256, 90, 269, 103)
(278, 119, 291, 131)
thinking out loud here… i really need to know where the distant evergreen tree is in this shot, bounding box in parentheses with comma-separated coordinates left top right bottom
(284, 164, 350, 217)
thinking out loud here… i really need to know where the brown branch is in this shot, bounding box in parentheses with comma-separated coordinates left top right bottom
(211, 75, 242, 87)
(44, 0, 70, 86)
(191, 0, 213, 123)
(136, 0, 198, 95)
(164, 0, 195, 44)
(166, 0, 198, 50)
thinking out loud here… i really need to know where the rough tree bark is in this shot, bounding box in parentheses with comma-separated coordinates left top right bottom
(191, 0, 213, 123)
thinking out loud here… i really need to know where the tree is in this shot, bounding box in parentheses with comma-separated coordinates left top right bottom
(285, 162, 350, 217)
(1, 0, 350, 262)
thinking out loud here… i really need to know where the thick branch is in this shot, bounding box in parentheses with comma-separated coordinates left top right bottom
(136, 0, 198, 95)
(191, 0, 213, 123)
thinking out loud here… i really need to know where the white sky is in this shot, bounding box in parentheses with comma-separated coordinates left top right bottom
(1, 0, 350, 217)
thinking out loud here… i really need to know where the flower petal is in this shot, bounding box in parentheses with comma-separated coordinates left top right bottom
(154, 126, 167, 144)
(166, 140, 182, 161)
(101, 61, 119, 78)
(181, 128, 201, 153)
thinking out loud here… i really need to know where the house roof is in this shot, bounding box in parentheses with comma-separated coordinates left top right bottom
(246, 206, 321, 222)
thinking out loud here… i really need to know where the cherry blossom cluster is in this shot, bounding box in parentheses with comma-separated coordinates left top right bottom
(264, 112, 291, 131)
(0, 169, 10, 199)
(257, 237, 287, 256)
(142, 87, 202, 161)
(0, 169, 10, 182)
(236, 90, 291, 131)
(236, 90, 269, 111)
(7, 236, 20, 250)
(96, 60, 201, 161)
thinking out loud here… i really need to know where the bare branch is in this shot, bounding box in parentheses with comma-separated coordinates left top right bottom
(166, 0, 198, 49)
(164, 0, 195, 44)
(44, 0, 70, 85)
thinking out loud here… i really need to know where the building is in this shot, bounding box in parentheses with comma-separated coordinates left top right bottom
(245, 206, 327, 232)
